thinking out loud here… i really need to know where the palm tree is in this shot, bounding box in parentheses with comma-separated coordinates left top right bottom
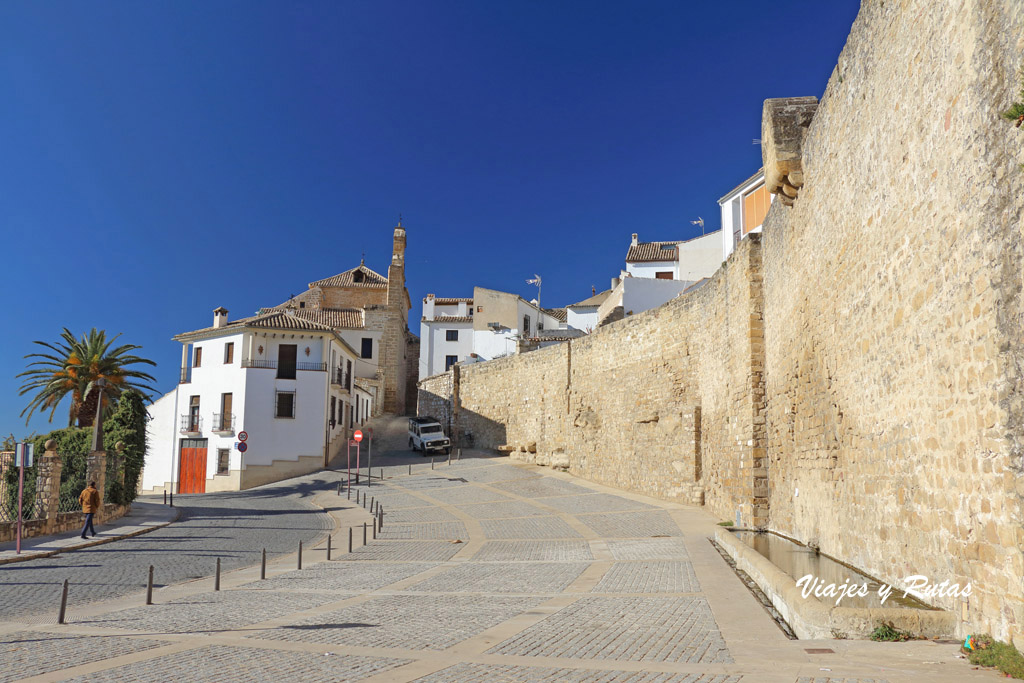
(17, 328, 157, 427)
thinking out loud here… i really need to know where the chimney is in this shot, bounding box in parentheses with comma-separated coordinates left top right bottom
(213, 307, 229, 328)
(631, 233, 638, 246)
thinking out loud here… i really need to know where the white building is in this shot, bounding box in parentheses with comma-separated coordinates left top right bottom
(143, 308, 365, 494)
(419, 287, 565, 377)
(565, 289, 612, 332)
(624, 231, 722, 282)
(720, 168, 773, 260)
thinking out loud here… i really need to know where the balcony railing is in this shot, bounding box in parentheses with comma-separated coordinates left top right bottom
(179, 415, 202, 435)
(331, 367, 352, 391)
(211, 413, 236, 433)
(241, 359, 326, 372)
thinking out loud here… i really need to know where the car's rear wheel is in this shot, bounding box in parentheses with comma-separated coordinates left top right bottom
(409, 438, 416, 451)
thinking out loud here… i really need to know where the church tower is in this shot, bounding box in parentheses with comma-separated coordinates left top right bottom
(381, 219, 410, 413)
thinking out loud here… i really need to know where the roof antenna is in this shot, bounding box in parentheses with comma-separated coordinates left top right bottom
(690, 217, 705, 235)
(361, 251, 365, 266)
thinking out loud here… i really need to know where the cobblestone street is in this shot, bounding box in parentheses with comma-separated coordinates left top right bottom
(0, 419, 996, 682)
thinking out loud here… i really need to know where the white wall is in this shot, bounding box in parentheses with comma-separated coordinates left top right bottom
(567, 307, 598, 332)
(676, 231, 724, 281)
(472, 328, 517, 360)
(621, 277, 691, 317)
(337, 330, 382, 379)
(625, 260, 676, 279)
(419, 321, 473, 378)
(241, 363, 327, 468)
(142, 389, 179, 492)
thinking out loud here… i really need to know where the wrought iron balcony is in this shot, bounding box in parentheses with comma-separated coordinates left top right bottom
(179, 415, 202, 435)
(241, 359, 326, 372)
(331, 367, 352, 391)
(211, 413, 236, 433)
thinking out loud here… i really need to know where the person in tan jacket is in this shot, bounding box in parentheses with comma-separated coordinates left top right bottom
(78, 481, 100, 539)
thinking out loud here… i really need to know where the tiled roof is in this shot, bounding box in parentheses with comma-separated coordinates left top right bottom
(292, 308, 365, 329)
(244, 311, 337, 332)
(567, 289, 613, 308)
(425, 316, 473, 323)
(543, 308, 567, 323)
(429, 297, 473, 305)
(309, 264, 388, 289)
(626, 241, 682, 263)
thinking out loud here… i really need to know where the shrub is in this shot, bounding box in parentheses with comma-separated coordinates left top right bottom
(964, 634, 1024, 680)
(869, 621, 919, 642)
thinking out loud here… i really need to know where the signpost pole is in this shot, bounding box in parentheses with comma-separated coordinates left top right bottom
(367, 430, 372, 487)
(15, 444, 25, 554)
(346, 439, 351, 492)
(356, 441, 361, 485)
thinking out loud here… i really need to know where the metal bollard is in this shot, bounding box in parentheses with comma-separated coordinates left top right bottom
(458, 448, 462, 461)
(337, 482, 341, 496)
(370, 497, 375, 513)
(261, 548, 266, 579)
(327, 534, 332, 561)
(379, 468, 383, 480)
(348, 526, 353, 553)
(298, 541, 303, 570)
(363, 522, 367, 545)
(163, 490, 167, 505)
(448, 450, 451, 466)
(57, 579, 69, 624)
(378, 508, 383, 530)
(215, 558, 221, 591)
(408, 464, 411, 475)
(372, 516, 377, 540)
(146, 565, 154, 605)
(431, 457, 435, 470)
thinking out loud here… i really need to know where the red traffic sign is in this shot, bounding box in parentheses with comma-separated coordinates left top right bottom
(237, 442, 248, 453)
(238, 431, 248, 442)
(353, 430, 363, 442)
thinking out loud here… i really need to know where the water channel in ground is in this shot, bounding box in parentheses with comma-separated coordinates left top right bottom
(730, 530, 936, 610)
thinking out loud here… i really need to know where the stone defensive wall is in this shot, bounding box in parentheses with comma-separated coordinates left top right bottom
(419, 1, 1024, 644)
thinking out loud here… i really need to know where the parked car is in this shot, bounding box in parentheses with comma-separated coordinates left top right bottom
(408, 416, 451, 455)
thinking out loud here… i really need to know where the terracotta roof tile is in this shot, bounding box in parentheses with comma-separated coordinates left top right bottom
(425, 315, 473, 323)
(429, 297, 473, 305)
(292, 308, 365, 329)
(309, 264, 388, 289)
(543, 308, 567, 323)
(625, 241, 682, 263)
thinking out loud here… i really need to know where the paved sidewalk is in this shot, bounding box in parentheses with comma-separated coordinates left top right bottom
(0, 449, 999, 683)
(0, 502, 179, 566)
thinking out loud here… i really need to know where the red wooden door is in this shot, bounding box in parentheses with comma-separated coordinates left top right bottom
(178, 439, 208, 494)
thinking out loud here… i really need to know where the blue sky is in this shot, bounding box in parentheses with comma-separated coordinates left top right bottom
(0, 1, 858, 438)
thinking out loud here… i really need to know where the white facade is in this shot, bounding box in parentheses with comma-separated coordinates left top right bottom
(419, 320, 474, 378)
(143, 311, 366, 494)
(720, 168, 773, 260)
(675, 232, 724, 281)
(625, 259, 676, 279)
(620, 276, 692, 316)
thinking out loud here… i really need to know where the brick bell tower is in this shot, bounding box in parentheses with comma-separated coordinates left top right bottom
(381, 219, 409, 413)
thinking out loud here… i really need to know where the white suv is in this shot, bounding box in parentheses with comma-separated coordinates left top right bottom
(408, 417, 451, 455)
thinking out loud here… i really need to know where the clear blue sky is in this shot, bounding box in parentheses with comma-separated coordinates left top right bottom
(0, 1, 858, 439)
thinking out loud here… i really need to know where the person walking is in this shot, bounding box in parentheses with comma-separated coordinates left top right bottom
(78, 481, 100, 539)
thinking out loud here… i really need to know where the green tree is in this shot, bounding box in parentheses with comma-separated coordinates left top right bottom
(104, 390, 148, 504)
(17, 328, 157, 428)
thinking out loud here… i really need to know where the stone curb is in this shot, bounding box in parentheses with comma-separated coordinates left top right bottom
(0, 505, 183, 567)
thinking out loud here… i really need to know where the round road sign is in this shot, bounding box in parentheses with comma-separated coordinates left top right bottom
(237, 442, 248, 453)
(238, 431, 248, 442)
(353, 430, 363, 442)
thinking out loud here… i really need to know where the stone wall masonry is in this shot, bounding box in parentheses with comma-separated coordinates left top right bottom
(760, 0, 1024, 643)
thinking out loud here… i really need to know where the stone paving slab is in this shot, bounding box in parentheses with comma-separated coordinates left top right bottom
(455, 500, 549, 519)
(339, 541, 464, 562)
(540, 493, 657, 514)
(408, 562, 590, 594)
(492, 477, 594, 498)
(592, 562, 701, 594)
(577, 510, 684, 538)
(356, 492, 433, 510)
(606, 538, 690, 561)
(377, 521, 469, 540)
(0, 630, 172, 683)
(379, 506, 461, 524)
(456, 464, 544, 484)
(473, 540, 595, 562)
(425, 485, 514, 505)
(64, 645, 411, 682)
(238, 562, 437, 592)
(413, 664, 743, 682)
(251, 594, 543, 650)
(71, 590, 338, 634)
(488, 596, 732, 663)
(480, 516, 583, 539)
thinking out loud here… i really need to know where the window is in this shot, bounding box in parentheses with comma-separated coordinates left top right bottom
(360, 338, 373, 359)
(330, 396, 336, 426)
(220, 393, 232, 430)
(277, 344, 297, 379)
(523, 315, 531, 336)
(346, 359, 353, 391)
(445, 355, 458, 371)
(656, 271, 673, 280)
(193, 347, 202, 368)
(446, 330, 459, 342)
(223, 342, 234, 364)
(743, 184, 771, 234)
(217, 449, 230, 474)
(355, 397, 359, 424)
(275, 391, 295, 418)
(188, 396, 200, 431)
